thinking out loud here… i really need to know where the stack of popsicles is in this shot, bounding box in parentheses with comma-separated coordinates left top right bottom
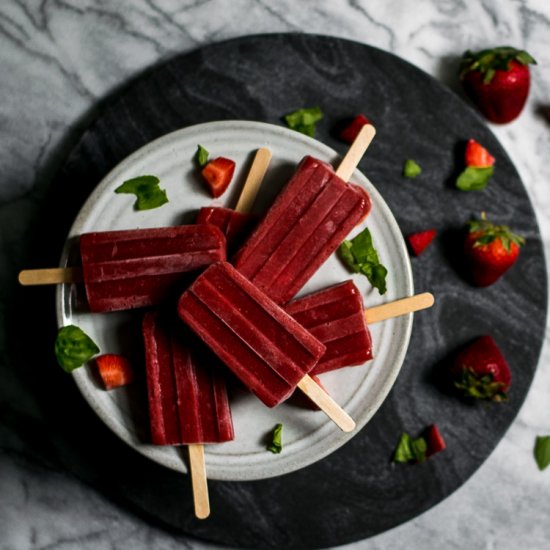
(20, 124, 435, 519)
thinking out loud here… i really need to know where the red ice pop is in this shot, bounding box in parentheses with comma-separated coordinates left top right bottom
(233, 126, 375, 305)
(285, 281, 373, 375)
(143, 310, 233, 518)
(287, 282, 435, 375)
(178, 261, 355, 431)
(19, 224, 226, 313)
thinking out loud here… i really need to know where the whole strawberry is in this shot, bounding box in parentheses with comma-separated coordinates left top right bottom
(451, 335, 511, 401)
(459, 46, 536, 123)
(464, 212, 524, 287)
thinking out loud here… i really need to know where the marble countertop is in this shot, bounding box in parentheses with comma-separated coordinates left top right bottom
(1, 1, 549, 549)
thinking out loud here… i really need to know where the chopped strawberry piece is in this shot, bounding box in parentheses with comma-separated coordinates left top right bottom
(425, 424, 446, 457)
(201, 157, 236, 198)
(407, 229, 437, 256)
(465, 139, 495, 167)
(339, 114, 372, 144)
(96, 354, 134, 390)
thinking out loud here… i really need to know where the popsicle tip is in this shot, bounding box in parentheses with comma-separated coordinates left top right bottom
(340, 416, 356, 433)
(422, 292, 435, 308)
(195, 506, 211, 520)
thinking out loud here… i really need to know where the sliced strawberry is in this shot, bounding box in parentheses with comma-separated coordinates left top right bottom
(201, 157, 236, 198)
(96, 354, 134, 390)
(425, 425, 446, 457)
(465, 139, 495, 167)
(339, 114, 372, 144)
(451, 335, 511, 401)
(407, 229, 437, 256)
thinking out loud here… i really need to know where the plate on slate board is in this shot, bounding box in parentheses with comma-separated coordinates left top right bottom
(35, 34, 546, 548)
(56, 120, 413, 481)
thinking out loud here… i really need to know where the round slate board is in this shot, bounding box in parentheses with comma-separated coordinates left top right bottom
(20, 34, 547, 548)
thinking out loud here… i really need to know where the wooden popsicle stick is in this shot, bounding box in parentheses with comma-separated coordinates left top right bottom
(335, 124, 376, 181)
(188, 443, 210, 519)
(234, 147, 272, 214)
(365, 292, 435, 324)
(297, 374, 356, 432)
(18, 266, 83, 285)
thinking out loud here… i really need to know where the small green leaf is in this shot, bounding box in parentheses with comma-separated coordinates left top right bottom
(55, 325, 100, 373)
(338, 227, 388, 294)
(267, 423, 283, 454)
(534, 436, 550, 471)
(456, 166, 494, 191)
(284, 107, 323, 137)
(115, 175, 168, 210)
(393, 433, 415, 463)
(403, 159, 422, 178)
(195, 144, 210, 168)
(393, 432, 428, 464)
(411, 437, 428, 463)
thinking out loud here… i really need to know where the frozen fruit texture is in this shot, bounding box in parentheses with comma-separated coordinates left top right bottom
(233, 156, 371, 305)
(80, 224, 226, 312)
(178, 262, 326, 407)
(143, 310, 234, 445)
(285, 280, 372, 374)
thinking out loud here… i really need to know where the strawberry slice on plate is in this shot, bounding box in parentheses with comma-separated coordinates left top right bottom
(96, 354, 134, 390)
(201, 157, 236, 198)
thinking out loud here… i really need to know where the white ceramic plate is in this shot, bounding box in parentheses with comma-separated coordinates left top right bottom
(56, 121, 413, 481)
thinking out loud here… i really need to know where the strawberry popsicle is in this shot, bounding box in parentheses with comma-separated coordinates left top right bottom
(232, 155, 372, 304)
(285, 280, 373, 375)
(196, 206, 255, 252)
(178, 261, 355, 431)
(142, 310, 233, 519)
(80, 224, 226, 312)
(142, 310, 234, 445)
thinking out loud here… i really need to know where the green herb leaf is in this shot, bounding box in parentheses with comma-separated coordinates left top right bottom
(55, 325, 100, 373)
(403, 159, 422, 178)
(456, 166, 494, 191)
(339, 227, 387, 294)
(195, 144, 209, 168)
(393, 433, 415, 463)
(534, 436, 550, 471)
(267, 423, 283, 454)
(115, 175, 168, 210)
(284, 107, 323, 137)
(392, 432, 428, 464)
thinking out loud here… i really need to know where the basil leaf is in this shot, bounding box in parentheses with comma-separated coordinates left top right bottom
(338, 227, 388, 294)
(456, 166, 494, 191)
(55, 325, 100, 373)
(195, 144, 209, 168)
(267, 423, 283, 454)
(393, 433, 415, 463)
(403, 159, 422, 178)
(534, 435, 550, 471)
(393, 432, 428, 464)
(284, 107, 323, 136)
(115, 175, 168, 210)
(411, 437, 428, 463)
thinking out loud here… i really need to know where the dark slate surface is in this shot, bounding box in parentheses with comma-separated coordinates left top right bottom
(7, 34, 547, 549)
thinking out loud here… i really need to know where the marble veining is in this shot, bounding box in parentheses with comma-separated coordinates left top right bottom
(2, 1, 550, 549)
